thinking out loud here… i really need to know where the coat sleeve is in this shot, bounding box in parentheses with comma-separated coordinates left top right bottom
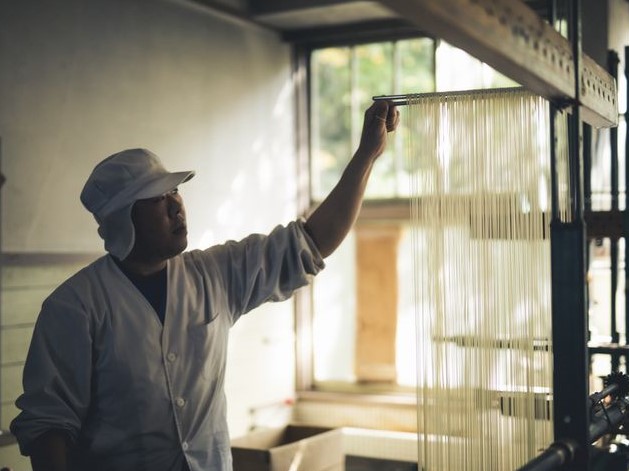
(196, 219, 325, 321)
(10, 290, 92, 456)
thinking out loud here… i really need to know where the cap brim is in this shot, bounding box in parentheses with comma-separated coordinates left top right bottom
(96, 170, 195, 219)
(135, 170, 195, 201)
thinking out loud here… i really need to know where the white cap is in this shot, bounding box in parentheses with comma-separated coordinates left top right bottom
(80, 148, 194, 259)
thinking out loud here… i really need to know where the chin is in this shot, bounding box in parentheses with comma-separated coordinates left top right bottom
(172, 238, 188, 256)
(158, 240, 188, 261)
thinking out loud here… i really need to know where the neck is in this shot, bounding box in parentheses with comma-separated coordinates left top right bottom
(116, 255, 167, 276)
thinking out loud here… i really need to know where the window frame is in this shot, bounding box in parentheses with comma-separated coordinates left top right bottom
(293, 31, 530, 405)
(293, 34, 433, 403)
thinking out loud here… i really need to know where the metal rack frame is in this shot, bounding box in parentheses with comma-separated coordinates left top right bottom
(379, 0, 617, 128)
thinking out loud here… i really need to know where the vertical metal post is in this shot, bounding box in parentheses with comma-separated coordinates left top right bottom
(607, 52, 620, 370)
(550, 0, 589, 469)
(549, 0, 560, 222)
(583, 125, 591, 214)
(625, 46, 629, 350)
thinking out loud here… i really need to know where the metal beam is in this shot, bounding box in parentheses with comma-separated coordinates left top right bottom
(379, 0, 618, 128)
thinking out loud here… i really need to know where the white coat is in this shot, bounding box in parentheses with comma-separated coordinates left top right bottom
(11, 220, 324, 471)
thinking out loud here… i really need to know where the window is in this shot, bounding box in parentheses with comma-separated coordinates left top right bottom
(303, 38, 518, 394)
(310, 39, 435, 201)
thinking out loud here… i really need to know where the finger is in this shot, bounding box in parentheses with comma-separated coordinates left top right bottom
(374, 99, 389, 114)
(393, 109, 400, 129)
(385, 106, 399, 132)
(365, 101, 396, 138)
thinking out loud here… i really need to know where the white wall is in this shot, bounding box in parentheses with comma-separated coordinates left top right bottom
(0, 0, 300, 251)
(0, 0, 299, 468)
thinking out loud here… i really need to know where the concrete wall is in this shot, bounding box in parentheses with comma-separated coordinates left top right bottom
(0, 0, 298, 468)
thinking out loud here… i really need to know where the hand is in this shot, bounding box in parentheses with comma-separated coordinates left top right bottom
(357, 101, 400, 159)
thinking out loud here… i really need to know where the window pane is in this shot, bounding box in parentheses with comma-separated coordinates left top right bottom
(588, 237, 626, 380)
(308, 39, 530, 393)
(356, 42, 396, 198)
(312, 227, 417, 386)
(398, 38, 435, 94)
(589, 116, 626, 211)
(310, 39, 437, 202)
(355, 42, 394, 109)
(395, 227, 419, 387)
(589, 237, 626, 342)
(436, 41, 518, 91)
(313, 232, 357, 382)
(396, 38, 435, 198)
(311, 47, 352, 200)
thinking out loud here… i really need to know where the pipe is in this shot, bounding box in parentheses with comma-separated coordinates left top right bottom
(517, 440, 578, 471)
(517, 395, 629, 471)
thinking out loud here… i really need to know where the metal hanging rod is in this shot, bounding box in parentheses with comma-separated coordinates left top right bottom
(373, 86, 574, 110)
(376, 86, 539, 102)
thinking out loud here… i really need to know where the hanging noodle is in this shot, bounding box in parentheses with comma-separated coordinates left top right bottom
(407, 88, 569, 470)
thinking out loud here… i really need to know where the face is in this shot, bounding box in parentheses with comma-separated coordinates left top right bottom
(127, 188, 188, 264)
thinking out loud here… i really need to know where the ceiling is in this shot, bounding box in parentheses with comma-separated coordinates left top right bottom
(186, 0, 618, 128)
(190, 0, 553, 45)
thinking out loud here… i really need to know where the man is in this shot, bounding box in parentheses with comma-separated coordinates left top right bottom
(10, 100, 399, 471)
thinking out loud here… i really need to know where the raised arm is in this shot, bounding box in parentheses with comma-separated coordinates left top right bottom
(305, 100, 399, 258)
